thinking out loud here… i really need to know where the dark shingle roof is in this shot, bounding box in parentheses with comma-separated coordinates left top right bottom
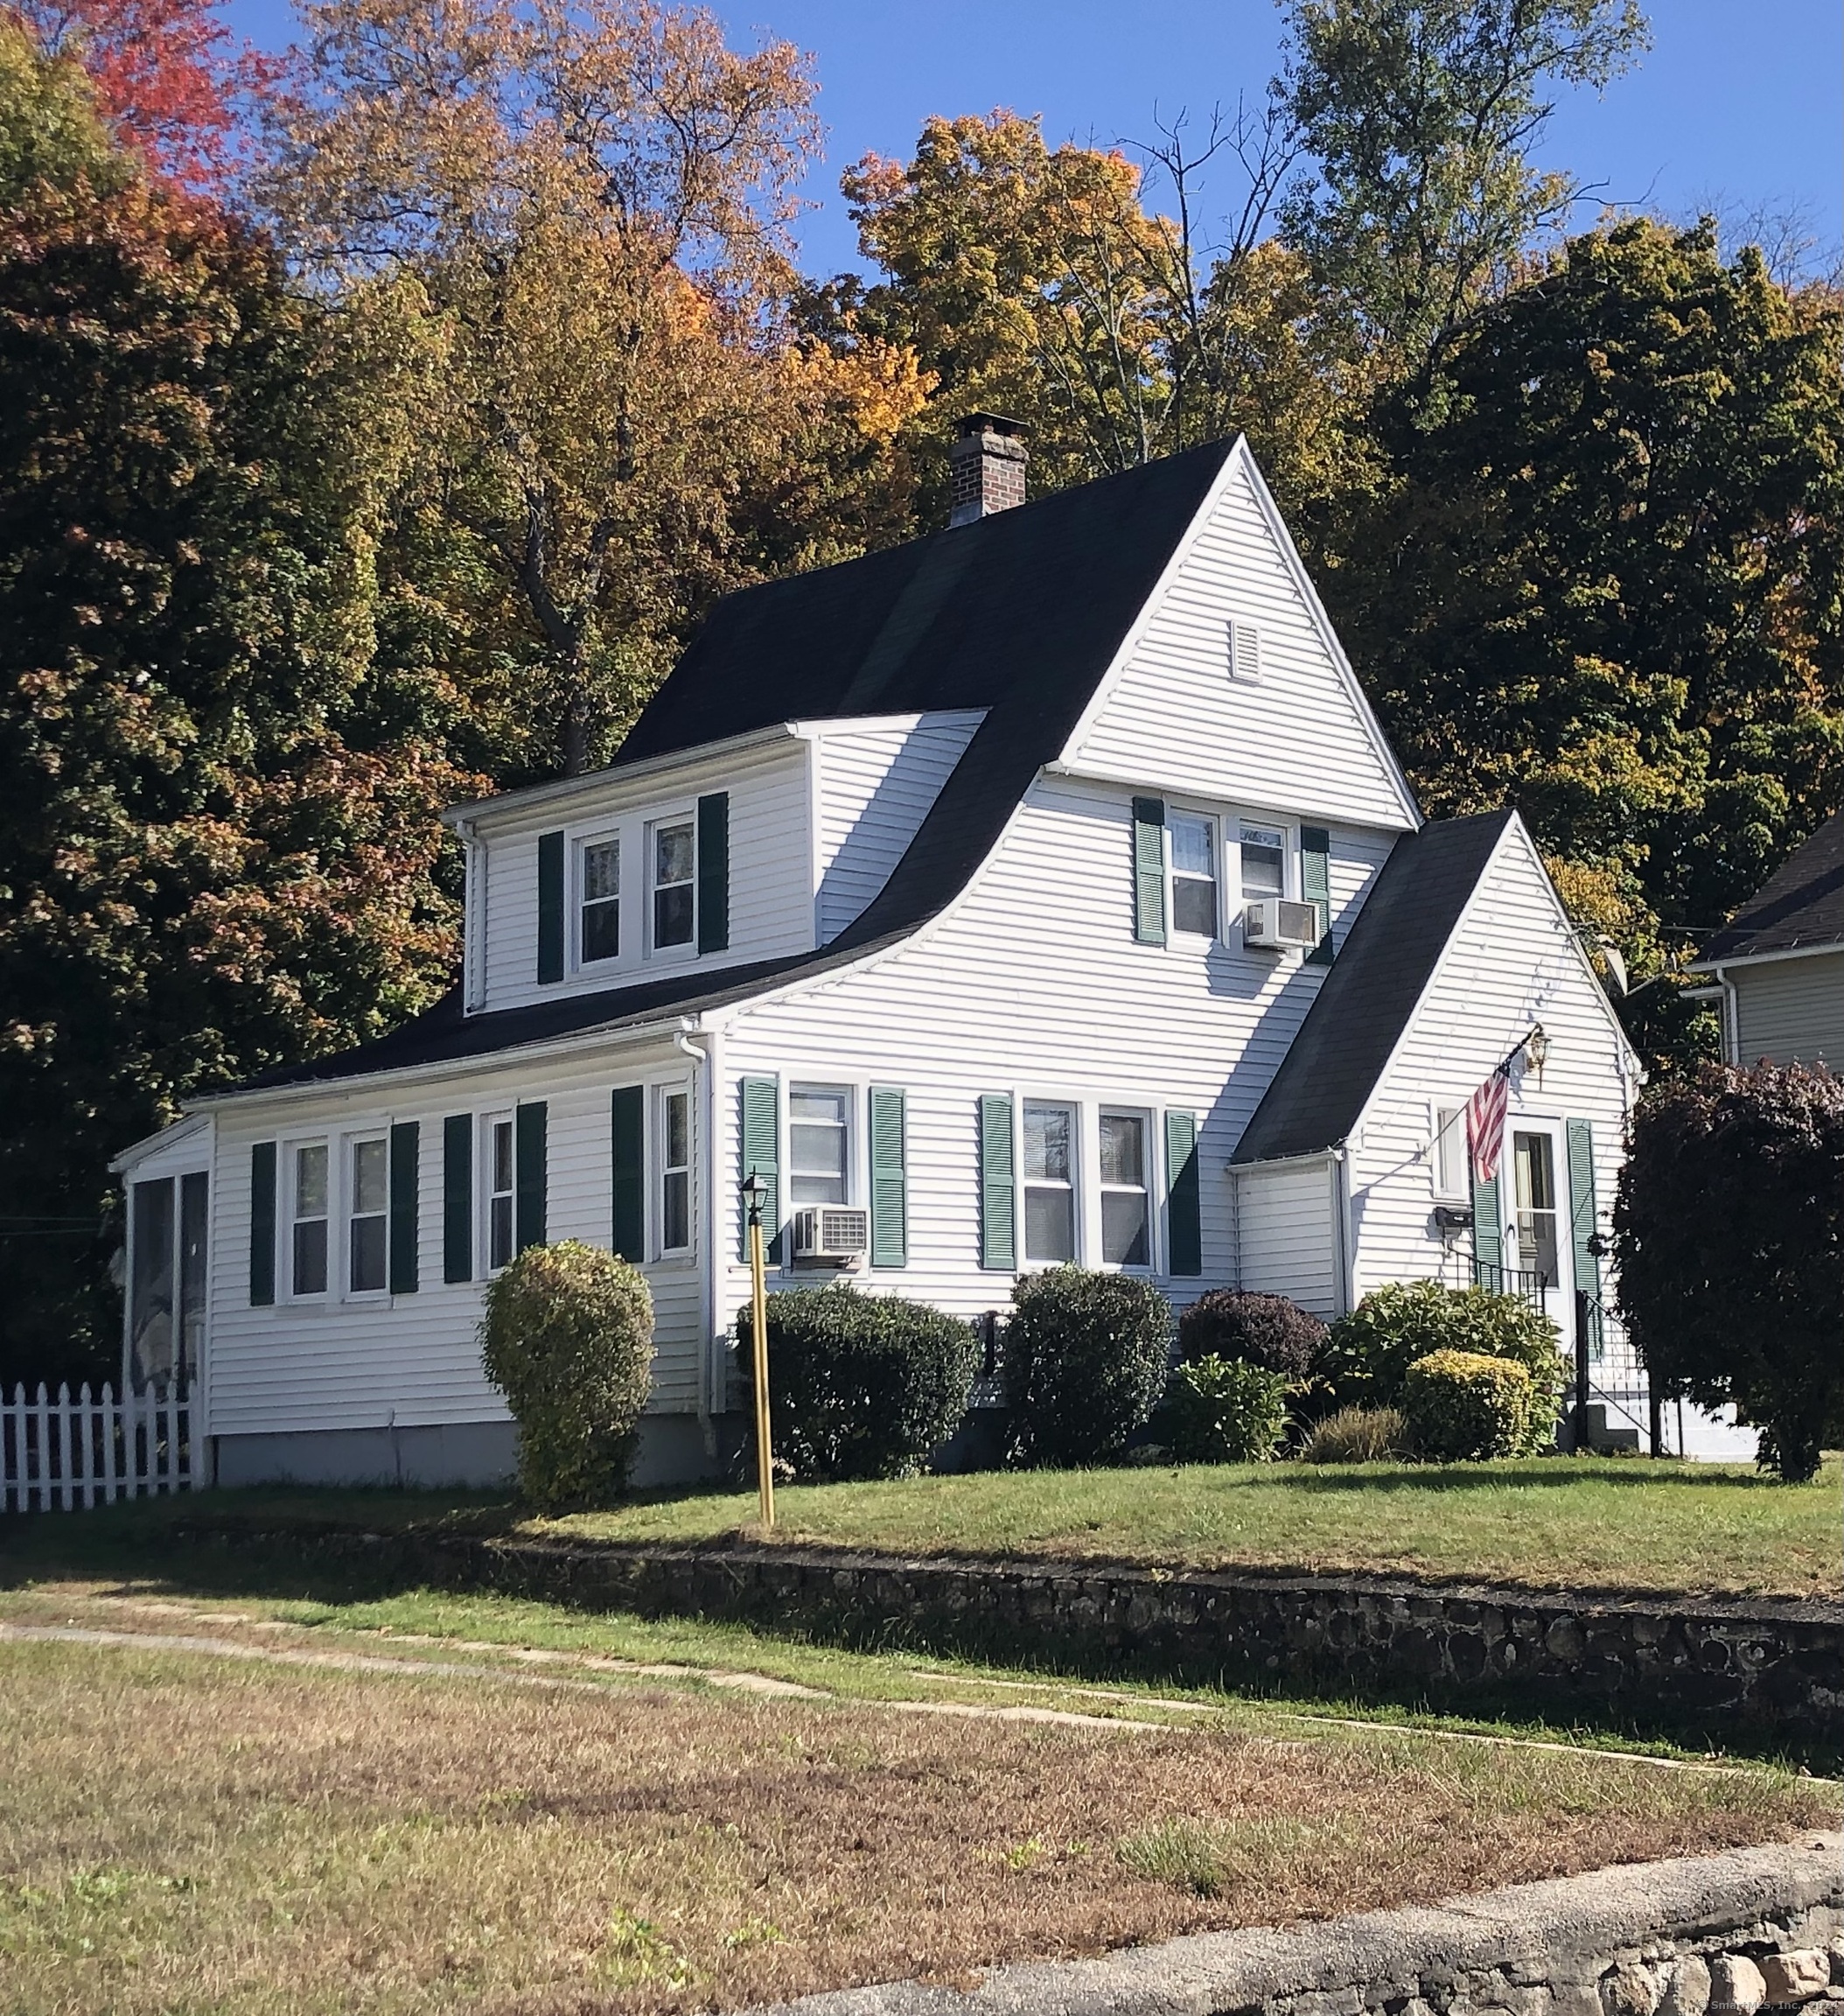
(1700, 811, 1844, 963)
(239, 440, 1235, 1094)
(1232, 810, 1515, 1165)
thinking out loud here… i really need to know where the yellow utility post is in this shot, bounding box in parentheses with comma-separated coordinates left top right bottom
(741, 1169, 775, 1530)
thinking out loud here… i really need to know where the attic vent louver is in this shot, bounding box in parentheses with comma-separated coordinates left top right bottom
(1230, 619, 1261, 682)
(948, 412, 1028, 527)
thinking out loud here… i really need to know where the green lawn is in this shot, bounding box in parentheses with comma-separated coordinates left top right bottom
(53, 1452, 1842, 1599)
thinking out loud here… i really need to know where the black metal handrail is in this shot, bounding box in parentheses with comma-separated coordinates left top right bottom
(1471, 1259, 1548, 1311)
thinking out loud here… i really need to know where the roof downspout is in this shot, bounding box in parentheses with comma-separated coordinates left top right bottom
(1331, 1145, 1354, 1319)
(675, 1027, 718, 1454)
(1715, 963, 1741, 1066)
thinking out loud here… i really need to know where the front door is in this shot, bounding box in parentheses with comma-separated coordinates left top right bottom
(1505, 1124, 1572, 1326)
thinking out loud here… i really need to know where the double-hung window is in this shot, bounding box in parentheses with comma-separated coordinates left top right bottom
(347, 1136, 388, 1292)
(1022, 1101, 1077, 1263)
(1240, 822, 1288, 903)
(1433, 1106, 1468, 1201)
(660, 1088, 692, 1252)
(652, 818, 695, 949)
(580, 836, 621, 964)
(290, 1143, 329, 1297)
(485, 1115, 515, 1271)
(1098, 1110, 1151, 1267)
(1170, 814, 1219, 938)
(790, 1087, 849, 1204)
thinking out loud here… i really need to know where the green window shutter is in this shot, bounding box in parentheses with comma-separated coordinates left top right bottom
(249, 1140, 276, 1306)
(1566, 1116, 1602, 1301)
(696, 793, 730, 954)
(1471, 1166, 1502, 1275)
(442, 1115, 472, 1284)
(738, 1074, 779, 1262)
(1301, 825, 1333, 966)
(388, 1121, 420, 1295)
(1131, 795, 1167, 945)
(514, 1101, 547, 1250)
(978, 1094, 1016, 1271)
(869, 1086, 907, 1268)
(1164, 1110, 1202, 1278)
(611, 1085, 645, 1260)
(536, 830, 565, 984)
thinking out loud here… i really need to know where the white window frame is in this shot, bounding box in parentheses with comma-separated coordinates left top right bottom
(1096, 1105, 1156, 1272)
(1231, 812, 1302, 950)
(646, 807, 698, 959)
(1019, 1096, 1081, 1269)
(656, 1081, 694, 1260)
(1166, 808, 1221, 942)
(481, 1110, 515, 1276)
(1432, 1104, 1469, 1201)
(575, 829, 624, 971)
(284, 1136, 332, 1303)
(344, 1130, 391, 1300)
(787, 1082, 853, 1211)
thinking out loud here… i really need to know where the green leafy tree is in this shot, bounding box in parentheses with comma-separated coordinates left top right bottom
(1616, 1063, 1844, 1483)
(0, 29, 469, 1384)
(1316, 220, 1844, 1058)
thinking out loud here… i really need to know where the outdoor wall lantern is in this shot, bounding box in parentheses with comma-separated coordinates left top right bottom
(1525, 1024, 1550, 1089)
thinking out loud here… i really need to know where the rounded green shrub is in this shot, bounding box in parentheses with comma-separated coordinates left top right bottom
(1002, 1265, 1171, 1466)
(479, 1241, 653, 1508)
(1400, 1348, 1536, 1462)
(1319, 1279, 1565, 1451)
(1157, 1354, 1290, 1463)
(736, 1283, 977, 1480)
(1300, 1405, 1407, 1464)
(1176, 1289, 1325, 1376)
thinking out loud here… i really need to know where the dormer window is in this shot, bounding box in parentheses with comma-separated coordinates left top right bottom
(652, 818, 695, 949)
(580, 837, 621, 963)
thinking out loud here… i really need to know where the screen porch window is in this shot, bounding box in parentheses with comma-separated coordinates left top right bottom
(348, 1137, 388, 1292)
(1023, 1101, 1077, 1263)
(1170, 814, 1218, 937)
(1098, 1111, 1150, 1266)
(653, 819, 695, 948)
(486, 1116, 514, 1271)
(1240, 823, 1287, 900)
(580, 837, 620, 963)
(1511, 1131, 1560, 1284)
(290, 1143, 329, 1296)
(789, 1088, 848, 1204)
(660, 1088, 691, 1251)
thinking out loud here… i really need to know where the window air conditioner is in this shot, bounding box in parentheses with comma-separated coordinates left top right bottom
(791, 1206, 869, 1264)
(1243, 898, 1322, 951)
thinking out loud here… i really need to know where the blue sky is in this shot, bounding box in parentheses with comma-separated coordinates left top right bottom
(226, 0, 1843, 280)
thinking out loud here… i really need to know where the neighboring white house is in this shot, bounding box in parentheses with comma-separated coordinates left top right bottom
(1690, 810, 1844, 1068)
(112, 419, 1644, 1488)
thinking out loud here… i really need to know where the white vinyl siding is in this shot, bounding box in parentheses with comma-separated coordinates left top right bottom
(811, 711, 983, 942)
(1236, 1160, 1338, 1318)
(1070, 452, 1415, 831)
(1731, 951, 1844, 1067)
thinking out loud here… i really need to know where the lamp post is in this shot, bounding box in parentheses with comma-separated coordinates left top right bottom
(740, 1168, 775, 1530)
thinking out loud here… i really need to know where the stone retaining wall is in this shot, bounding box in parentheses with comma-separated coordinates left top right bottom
(178, 1522, 1844, 1746)
(752, 1835, 1844, 2016)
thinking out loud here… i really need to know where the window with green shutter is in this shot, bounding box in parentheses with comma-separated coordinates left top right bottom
(442, 1115, 472, 1284)
(249, 1140, 276, 1306)
(514, 1102, 547, 1250)
(1131, 796, 1167, 945)
(869, 1086, 907, 1268)
(738, 1075, 779, 1261)
(611, 1085, 644, 1259)
(536, 830, 565, 984)
(978, 1094, 1016, 1270)
(1565, 1117, 1601, 1300)
(1301, 826, 1333, 965)
(1164, 1111, 1202, 1277)
(388, 1121, 420, 1295)
(696, 793, 730, 954)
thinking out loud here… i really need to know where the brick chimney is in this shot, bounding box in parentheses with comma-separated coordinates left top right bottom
(948, 412, 1028, 527)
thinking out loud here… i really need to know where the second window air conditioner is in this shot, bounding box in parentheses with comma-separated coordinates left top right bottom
(791, 1205, 869, 1264)
(1243, 898, 1322, 951)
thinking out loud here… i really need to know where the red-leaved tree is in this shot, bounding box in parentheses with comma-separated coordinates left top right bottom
(9, 0, 277, 194)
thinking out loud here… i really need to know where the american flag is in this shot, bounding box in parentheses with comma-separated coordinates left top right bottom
(1465, 1068, 1511, 1186)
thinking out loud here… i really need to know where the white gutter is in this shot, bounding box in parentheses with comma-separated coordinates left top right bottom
(1687, 939, 1844, 974)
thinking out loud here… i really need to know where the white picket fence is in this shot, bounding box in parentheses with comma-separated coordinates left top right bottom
(2, 1382, 193, 1513)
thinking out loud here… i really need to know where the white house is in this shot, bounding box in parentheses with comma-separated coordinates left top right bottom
(112, 420, 1642, 1488)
